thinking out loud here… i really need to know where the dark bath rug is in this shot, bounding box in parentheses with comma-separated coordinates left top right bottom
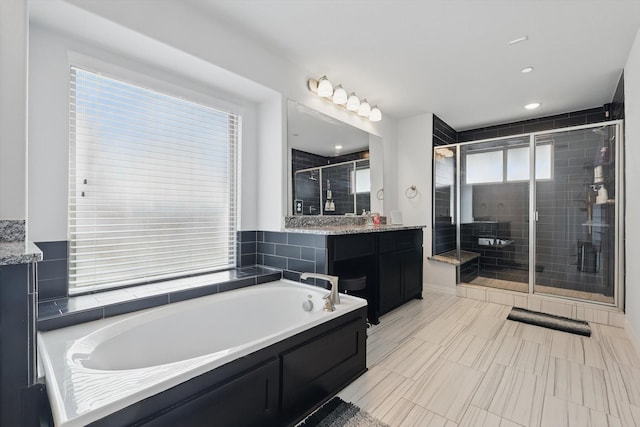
(297, 396, 390, 427)
(507, 307, 591, 337)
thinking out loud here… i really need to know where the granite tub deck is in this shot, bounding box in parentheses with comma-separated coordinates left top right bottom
(0, 241, 43, 266)
(0, 220, 42, 266)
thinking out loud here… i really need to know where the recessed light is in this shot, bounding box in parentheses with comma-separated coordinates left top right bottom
(334, 145, 343, 150)
(521, 66, 534, 73)
(508, 35, 529, 45)
(525, 102, 541, 110)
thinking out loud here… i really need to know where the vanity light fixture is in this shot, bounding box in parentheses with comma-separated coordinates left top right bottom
(525, 102, 541, 110)
(332, 85, 348, 105)
(521, 66, 534, 73)
(369, 106, 382, 122)
(357, 99, 371, 117)
(308, 76, 382, 122)
(346, 93, 360, 111)
(317, 76, 333, 97)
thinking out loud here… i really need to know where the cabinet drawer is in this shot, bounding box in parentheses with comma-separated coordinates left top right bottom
(331, 234, 375, 261)
(379, 230, 421, 253)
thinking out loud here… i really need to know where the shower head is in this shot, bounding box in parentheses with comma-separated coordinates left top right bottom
(308, 171, 317, 181)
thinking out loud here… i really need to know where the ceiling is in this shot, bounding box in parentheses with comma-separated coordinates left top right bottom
(186, 0, 640, 131)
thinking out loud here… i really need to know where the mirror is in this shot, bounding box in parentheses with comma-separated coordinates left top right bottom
(287, 100, 383, 216)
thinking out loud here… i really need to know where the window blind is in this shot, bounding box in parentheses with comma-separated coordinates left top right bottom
(69, 67, 238, 291)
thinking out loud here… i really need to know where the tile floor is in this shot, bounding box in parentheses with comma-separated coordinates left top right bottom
(338, 290, 640, 426)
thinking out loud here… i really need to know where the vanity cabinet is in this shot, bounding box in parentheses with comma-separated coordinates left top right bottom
(378, 230, 423, 315)
(327, 228, 423, 323)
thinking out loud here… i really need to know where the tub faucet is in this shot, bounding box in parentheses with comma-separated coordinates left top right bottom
(299, 273, 341, 305)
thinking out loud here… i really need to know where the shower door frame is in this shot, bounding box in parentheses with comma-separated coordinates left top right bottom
(440, 120, 624, 309)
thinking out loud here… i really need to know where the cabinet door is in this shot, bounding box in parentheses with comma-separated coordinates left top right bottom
(401, 248, 422, 299)
(379, 251, 403, 314)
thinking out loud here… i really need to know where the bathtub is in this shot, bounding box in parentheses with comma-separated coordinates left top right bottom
(38, 279, 368, 427)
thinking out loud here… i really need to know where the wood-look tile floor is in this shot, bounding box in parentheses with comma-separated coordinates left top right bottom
(337, 290, 640, 426)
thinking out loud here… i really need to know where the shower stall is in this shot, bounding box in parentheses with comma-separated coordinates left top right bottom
(433, 121, 624, 306)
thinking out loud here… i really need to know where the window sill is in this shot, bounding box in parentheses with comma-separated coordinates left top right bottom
(37, 266, 282, 331)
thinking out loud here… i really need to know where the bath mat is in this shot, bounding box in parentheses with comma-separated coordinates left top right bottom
(507, 307, 591, 337)
(297, 396, 389, 427)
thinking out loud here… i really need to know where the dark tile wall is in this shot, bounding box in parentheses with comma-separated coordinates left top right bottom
(611, 71, 624, 120)
(457, 106, 610, 142)
(34, 241, 68, 301)
(291, 149, 369, 215)
(236, 231, 257, 267)
(0, 263, 36, 426)
(243, 231, 328, 283)
(433, 114, 457, 146)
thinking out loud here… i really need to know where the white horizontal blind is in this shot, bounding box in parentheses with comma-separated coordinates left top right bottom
(69, 67, 238, 291)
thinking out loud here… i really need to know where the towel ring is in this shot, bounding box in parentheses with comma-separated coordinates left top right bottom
(376, 188, 384, 200)
(405, 185, 418, 199)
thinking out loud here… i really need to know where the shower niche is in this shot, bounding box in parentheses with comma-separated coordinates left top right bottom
(432, 121, 623, 306)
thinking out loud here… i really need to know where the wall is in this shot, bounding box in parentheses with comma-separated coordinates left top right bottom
(28, 24, 261, 241)
(0, 0, 28, 223)
(625, 28, 640, 351)
(32, 0, 400, 230)
(397, 114, 443, 288)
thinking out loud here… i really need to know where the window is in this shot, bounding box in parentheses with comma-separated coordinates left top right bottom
(69, 67, 239, 292)
(351, 167, 371, 194)
(465, 144, 552, 184)
(465, 150, 504, 184)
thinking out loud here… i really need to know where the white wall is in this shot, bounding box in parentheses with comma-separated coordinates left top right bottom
(0, 0, 28, 223)
(28, 24, 261, 240)
(624, 28, 640, 349)
(28, 0, 401, 236)
(396, 114, 454, 289)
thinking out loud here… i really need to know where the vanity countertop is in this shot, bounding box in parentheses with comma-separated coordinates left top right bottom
(0, 241, 43, 266)
(283, 224, 425, 235)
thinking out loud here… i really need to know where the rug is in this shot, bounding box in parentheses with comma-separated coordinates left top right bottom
(297, 397, 390, 427)
(507, 307, 591, 337)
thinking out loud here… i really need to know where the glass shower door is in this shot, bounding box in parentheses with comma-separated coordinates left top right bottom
(533, 125, 617, 304)
(459, 139, 530, 292)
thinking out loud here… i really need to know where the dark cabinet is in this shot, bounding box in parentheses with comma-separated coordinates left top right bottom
(327, 228, 423, 323)
(378, 231, 423, 315)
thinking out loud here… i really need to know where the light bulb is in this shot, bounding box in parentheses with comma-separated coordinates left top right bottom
(317, 76, 333, 97)
(332, 85, 347, 104)
(358, 99, 371, 117)
(346, 92, 360, 111)
(369, 106, 382, 122)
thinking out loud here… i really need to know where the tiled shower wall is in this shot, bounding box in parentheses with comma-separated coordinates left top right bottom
(291, 149, 369, 215)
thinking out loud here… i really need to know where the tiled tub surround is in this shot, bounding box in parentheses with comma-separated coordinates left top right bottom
(38, 266, 282, 331)
(38, 279, 368, 426)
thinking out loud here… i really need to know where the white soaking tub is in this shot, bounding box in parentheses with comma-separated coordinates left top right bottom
(38, 279, 367, 427)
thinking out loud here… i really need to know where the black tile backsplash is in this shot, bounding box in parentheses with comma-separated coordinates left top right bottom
(433, 114, 458, 146)
(238, 230, 328, 283)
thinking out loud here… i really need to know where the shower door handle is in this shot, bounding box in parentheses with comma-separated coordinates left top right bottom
(535, 211, 539, 221)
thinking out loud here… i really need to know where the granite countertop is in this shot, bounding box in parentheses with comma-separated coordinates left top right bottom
(0, 241, 43, 266)
(283, 224, 426, 235)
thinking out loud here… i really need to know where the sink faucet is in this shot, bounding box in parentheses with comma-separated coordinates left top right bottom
(299, 273, 341, 305)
